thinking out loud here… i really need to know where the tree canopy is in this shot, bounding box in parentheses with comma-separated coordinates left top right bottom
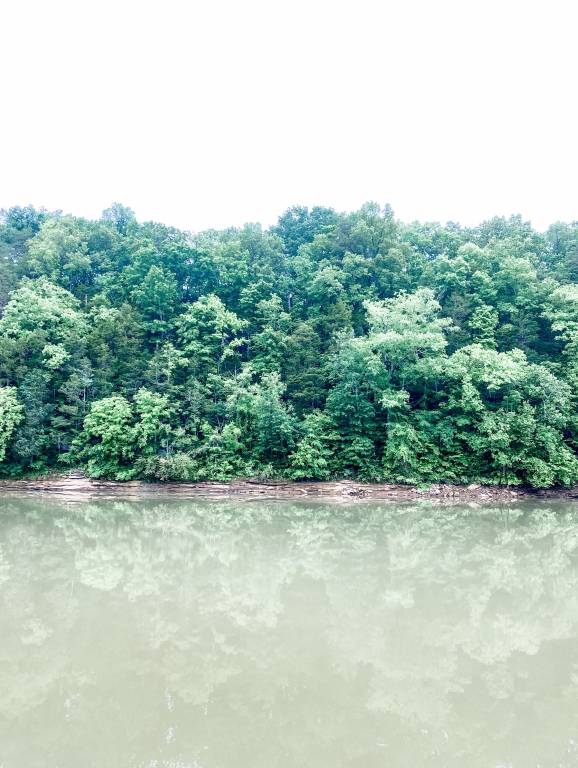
(1, 203, 577, 487)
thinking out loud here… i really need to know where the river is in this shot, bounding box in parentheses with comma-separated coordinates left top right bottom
(1, 496, 577, 767)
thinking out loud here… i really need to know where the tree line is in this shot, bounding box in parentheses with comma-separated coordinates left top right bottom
(1, 202, 578, 487)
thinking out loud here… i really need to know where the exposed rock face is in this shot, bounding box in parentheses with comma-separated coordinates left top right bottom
(1, 473, 577, 503)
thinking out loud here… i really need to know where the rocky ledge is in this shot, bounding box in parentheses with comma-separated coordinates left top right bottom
(1, 473, 577, 503)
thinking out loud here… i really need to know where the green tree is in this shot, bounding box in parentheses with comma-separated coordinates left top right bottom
(0, 387, 24, 466)
(76, 396, 135, 480)
(176, 294, 246, 377)
(288, 412, 334, 480)
(133, 388, 174, 457)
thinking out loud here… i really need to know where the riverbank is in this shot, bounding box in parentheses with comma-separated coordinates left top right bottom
(1, 473, 577, 503)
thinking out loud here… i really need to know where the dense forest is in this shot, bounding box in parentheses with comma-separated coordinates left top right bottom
(0, 202, 577, 487)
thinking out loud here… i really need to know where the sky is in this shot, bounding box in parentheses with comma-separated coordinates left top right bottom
(1, 0, 576, 232)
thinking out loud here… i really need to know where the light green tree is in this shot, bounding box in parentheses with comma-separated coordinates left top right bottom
(77, 395, 135, 480)
(0, 388, 24, 464)
(288, 411, 334, 480)
(176, 294, 246, 376)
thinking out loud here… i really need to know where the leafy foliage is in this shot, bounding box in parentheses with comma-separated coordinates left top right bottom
(1, 203, 577, 487)
(0, 388, 23, 463)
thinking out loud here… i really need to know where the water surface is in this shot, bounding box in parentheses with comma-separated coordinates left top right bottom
(1, 496, 578, 767)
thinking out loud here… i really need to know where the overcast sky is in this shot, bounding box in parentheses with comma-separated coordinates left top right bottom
(1, 0, 576, 232)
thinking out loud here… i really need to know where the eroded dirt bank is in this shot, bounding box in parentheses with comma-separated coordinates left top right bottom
(1, 473, 577, 503)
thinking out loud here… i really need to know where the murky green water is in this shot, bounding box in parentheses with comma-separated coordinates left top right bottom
(1, 497, 578, 767)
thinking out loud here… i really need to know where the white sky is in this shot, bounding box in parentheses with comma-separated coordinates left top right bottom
(1, 0, 576, 232)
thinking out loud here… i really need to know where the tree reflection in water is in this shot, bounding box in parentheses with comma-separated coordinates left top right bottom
(1, 497, 578, 767)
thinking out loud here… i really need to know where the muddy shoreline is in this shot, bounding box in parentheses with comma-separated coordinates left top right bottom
(1, 473, 577, 503)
